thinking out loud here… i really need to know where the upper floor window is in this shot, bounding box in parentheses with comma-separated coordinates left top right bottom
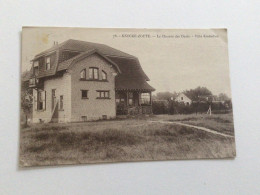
(34, 61, 39, 67)
(45, 56, 51, 70)
(89, 67, 99, 80)
(34, 66, 39, 76)
(33, 61, 39, 75)
(102, 70, 107, 80)
(80, 69, 86, 79)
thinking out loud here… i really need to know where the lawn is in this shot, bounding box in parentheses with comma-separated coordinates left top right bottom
(19, 114, 236, 167)
(155, 113, 235, 136)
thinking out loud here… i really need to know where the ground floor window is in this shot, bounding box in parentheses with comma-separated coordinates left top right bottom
(141, 93, 151, 105)
(37, 90, 46, 110)
(81, 116, 87, 122)
(81, 90, 88, 99)
(128, 92, 133, 106)
(97, 90, 110, 99)
(60, 95, 64, 110)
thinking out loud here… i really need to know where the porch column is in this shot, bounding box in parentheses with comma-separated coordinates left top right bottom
(138, 92, 141, 106)
(150, 91, 152, 105)
(126, 91, 129, 106)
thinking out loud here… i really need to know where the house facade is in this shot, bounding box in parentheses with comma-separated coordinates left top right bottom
(25, 39, 155, 123)
(175, 93, 192, 105)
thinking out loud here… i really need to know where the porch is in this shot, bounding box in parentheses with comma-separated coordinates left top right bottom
(116, 90, 153, 115)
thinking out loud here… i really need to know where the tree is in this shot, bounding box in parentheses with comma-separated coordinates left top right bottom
(184, 86, 212, 101)
(155, 91, 177, 101)
(21, 71, 33, 127)
(218, 93, 230, 101)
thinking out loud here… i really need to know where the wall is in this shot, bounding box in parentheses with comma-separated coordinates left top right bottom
(70, 54, 117, 121)
(32, 73, 71, 123)
(175, 94, 192, 105)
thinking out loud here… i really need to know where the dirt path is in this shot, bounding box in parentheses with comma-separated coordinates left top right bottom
(149, 120, 234, 138)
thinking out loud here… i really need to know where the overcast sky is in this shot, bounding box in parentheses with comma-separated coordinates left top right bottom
(22, 28, 232, 97)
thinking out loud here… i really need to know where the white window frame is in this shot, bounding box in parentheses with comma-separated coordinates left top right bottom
(102, 70, 107, 80)
(80, 69, 86, 79)
(89, 67, 99, 80)
(45, 56, 51, 70)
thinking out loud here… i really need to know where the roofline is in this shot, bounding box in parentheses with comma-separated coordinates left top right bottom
(31, 50, 57, 61)
(176, 93, 192, 101)
(32, 39, 138, 61)
(67, 49, 122, 74)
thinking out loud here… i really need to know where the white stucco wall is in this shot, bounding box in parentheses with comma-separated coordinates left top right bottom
(32, 54, 117, 123)
(175, 93, 192, 105)
(32, 73, 71, 123)
(70, 54, 117, 122)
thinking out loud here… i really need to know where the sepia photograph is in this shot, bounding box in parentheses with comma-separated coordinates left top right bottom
(20, 27, 236, 167)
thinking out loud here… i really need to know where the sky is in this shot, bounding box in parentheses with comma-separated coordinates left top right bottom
(22, 27, 232, 97)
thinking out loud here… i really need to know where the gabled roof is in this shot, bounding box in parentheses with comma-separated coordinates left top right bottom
(57, 49, 121, 73)
(176, 92, 192, 101)
(26, 39, 154, 91)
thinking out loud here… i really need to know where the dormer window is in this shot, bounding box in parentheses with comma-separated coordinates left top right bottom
(89, 67, 99, 80)
(34, 61, 39, 67)
(102, 70, 107, 80)
(33, 61, 39, 76)
(80, 69, 86, 79)
(45, 56, 51, 70)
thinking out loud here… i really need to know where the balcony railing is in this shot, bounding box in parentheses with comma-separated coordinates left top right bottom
(29, 77, 39, 88)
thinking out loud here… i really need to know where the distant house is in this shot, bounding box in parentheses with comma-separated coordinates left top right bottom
(175, 93, 192, 105)
(198, 95, 220, 103)
(24, 39, 155, 123)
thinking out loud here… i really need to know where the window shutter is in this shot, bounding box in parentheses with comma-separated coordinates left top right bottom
(42, 91, 46, 110)
(34, 92, 38, 111)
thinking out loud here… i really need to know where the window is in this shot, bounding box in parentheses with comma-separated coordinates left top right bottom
(102, 70, 107, 80)
(37, 90, 46, 110)
(81, 90, 88, 99)
(80, 69, 86, 79)
(52, 89, 56, 110)
(29, 78, 38, 86)
(34, 67, 39, 76)
(89, 67, 99, 80)
(45, 57, 51, 70)
(97, 90, 110, 99)
(34, 61, 39, 67)
(81, 116, 87, 122)
(141, 93, 151, 105)
(60, 95, 63, 110)
(33, 61, 39, 75)
(128, 92, 133, 106)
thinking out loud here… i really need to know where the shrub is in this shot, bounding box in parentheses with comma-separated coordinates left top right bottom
(152, 101, 169, 114)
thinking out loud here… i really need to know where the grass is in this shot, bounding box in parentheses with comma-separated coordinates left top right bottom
(155, 113, 235, 136)
(19, 114, 236, 167)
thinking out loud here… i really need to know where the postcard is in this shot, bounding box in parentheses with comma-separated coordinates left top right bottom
(20, 27, 235, 167)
